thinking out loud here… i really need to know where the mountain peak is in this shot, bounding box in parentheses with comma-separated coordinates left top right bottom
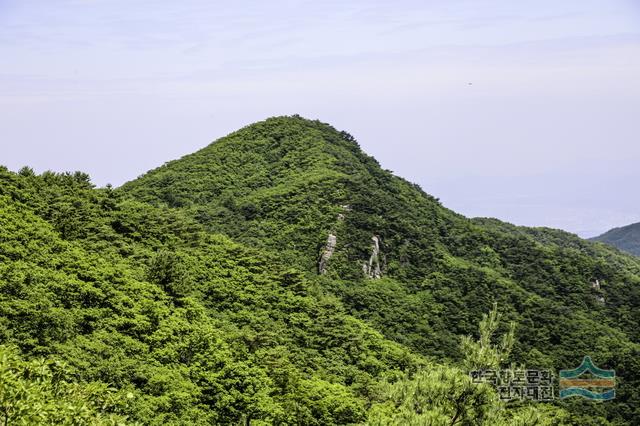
(119, 117, 433, 276)
(217, 114, 361, 152)
(120, 115, 378, 208)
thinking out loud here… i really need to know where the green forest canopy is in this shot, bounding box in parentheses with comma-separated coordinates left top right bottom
(2, 116, 640, 424)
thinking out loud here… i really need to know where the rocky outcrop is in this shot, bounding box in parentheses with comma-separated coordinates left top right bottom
(363, 235, 382, 279)
(591, 279, 605, 304)
(317, 206, 353, 275)
(318, 233, 337, 274)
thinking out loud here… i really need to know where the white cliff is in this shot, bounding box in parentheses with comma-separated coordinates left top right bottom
(363, 235, 382, 279)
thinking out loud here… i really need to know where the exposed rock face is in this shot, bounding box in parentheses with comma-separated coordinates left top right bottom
(591, 279, 605, 303)
(318, 233, 337, 274)
(317, 206, 352, 275)
(363, 235, 382, 279)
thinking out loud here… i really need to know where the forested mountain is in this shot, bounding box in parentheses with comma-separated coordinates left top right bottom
(592, 223, 640, 257)
(2, 115, 640, 424)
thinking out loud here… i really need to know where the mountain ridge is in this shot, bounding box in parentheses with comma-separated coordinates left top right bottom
(123, 116, 640, 423)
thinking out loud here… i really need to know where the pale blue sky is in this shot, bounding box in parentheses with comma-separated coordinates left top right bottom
(1, 0, 639, 237)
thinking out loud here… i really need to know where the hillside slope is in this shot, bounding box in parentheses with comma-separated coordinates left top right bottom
(121, 116, 640, 423)
(0, 168, 431, 424)
(592, 222, 640, 256)
(2, 160, 587, 425)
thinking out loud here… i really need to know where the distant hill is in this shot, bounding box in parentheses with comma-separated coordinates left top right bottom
(592, 222, 640, 256)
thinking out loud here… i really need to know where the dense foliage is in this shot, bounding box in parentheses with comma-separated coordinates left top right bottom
(0, 167, 435, 424)
(2, 116, 640, 424)
(0, 344, 132, 425)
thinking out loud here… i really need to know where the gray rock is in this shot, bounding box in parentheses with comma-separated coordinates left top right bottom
(318, 233, 337, 274)
(363, 235, 382, 279)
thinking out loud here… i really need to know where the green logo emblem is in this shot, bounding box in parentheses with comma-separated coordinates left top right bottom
(559, 356, 615, 400)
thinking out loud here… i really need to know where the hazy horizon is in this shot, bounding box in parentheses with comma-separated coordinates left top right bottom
(2, 0, 639, 237)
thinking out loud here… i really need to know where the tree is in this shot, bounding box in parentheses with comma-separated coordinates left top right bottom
(460, 303, 516, 371)
(367, 365, 499, 425)
(146, 250, 191, 298)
